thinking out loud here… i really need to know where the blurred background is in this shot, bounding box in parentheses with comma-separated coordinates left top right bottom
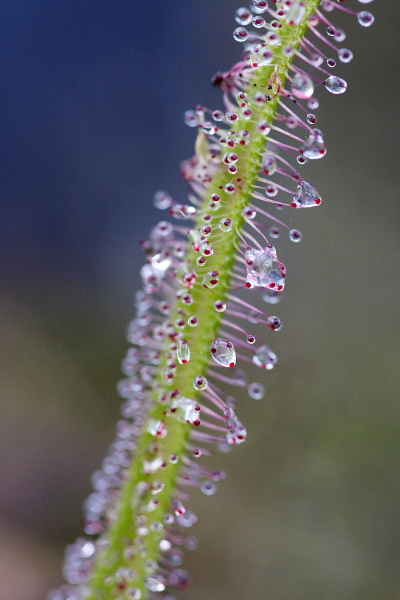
(1, 1, 399, 599)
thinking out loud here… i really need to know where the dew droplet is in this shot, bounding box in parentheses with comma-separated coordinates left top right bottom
(171, 395, 200, 425)
(247, 334, 256, 344)
(267, 316, 282, 331)
(196, 256, 206, 266)
(188, 316, 199, 327)
(233, 26, 249, 42)
(177, 509, 197, 528)
(301, 129, 327, 160)
(253, 0, 268, 14)
(202, 270, 220, 290)
(289, 228, 302, 242)
(262, 154, 277, 175)
(357, 10, 374, 26)
(334, 28, 346, 42)
(170, 203, 197, 219)
(248, 382, 265, 400)
(147, 419, 167, 438)
(290, 73, 314, 99)
(306, 113, 317, 125)
(235, 7, 253, 25)
(145, 576, 166, 593)
(199, 240, 214, 256)
(245, 246, 286, 290)
(225, 409, 247, 445)
(292, 181, 321, 208)
(308, 97, 319, 110)
(177, 339, 190, 364)
(224, 182, 236, 194)
(265, 183, 277, 197)
(338, 48, 353, 63)
(169, 568, 190, 591)
(269, 226, 280, 239)
(153, 190, 172, 210)
(219, 218, 233, 232)
(210, 338, 236, 368)
(252, 15, 266, 28)
(250, 43, 274, 68)
(183, 110, 199, 127)
(212, 110, 224, 121)
(286, 1, 306, 25)
(201, 480, 217, 496)
(324, 75, 347, 94)
(214, 300, 226, 312)
(261, 289, 283, 304)
(252, 345, 278, 369)
(193, 375, 208, 391)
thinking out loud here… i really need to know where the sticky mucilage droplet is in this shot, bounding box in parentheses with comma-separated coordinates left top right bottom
(210, 338, 236, 368)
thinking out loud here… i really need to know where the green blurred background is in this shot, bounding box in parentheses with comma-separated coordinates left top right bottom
(1, 1, 399, 599)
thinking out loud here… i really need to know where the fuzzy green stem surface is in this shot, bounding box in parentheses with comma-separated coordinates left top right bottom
(86, 2, 321, 598)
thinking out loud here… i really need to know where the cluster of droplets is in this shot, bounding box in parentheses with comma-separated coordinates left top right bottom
(49, 2, 373, 600)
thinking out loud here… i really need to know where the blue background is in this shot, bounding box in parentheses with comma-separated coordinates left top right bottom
(1, 2, 399, 600)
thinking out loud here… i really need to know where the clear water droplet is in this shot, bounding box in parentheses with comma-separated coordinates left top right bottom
(286, 1, 306, 25)
(261, 289, 283, 304)
(306, 113, 317, 125)
(219, 217, 233, 232)
(252, 15, 266, 27)
(169, 568, 190, 591)
(265, 183, 277, 197)
(193, 375, 208, 391)
(177, 509, 197, 528)
(147, 419, 167, 438)
(334, 28, 346, 42)
(308, 97, 319, 110)
(324, 75, 347, 94)
(252, 345, 278, 369)
(357, 10, 374, 26)
(201, 480, 217, 495)
(235, 7, 253, 25)
(290, 73, 314, 99)
(199, 240, 214, 257)
(210, 338, 236, 368)
(233, 26, 249, 42)
(248, 382, 265, 400)
(289, 228, 302, 242)
(183, 110, 199, 127)
(262, 154, 277, 175)
(171, 395, 200, 426)
(188, 316, 199, 327)
(224, 182, 236, 194)
(202, 270, 220, 289)
(214, 300, 226, 312)
(245, 246, 286, 290)
(177, 339, 190, 364)
(153, 190, 172, 210)
(267, 315, 283, 331)
(292, 181, 321, 208)
(301, 129, 327, 160)
(338, 48, 353, 63)
(145, 576, 166, 593)
(253, 0, 268, 14)
(225, 408, 247, 445)
(250, 43, 274, 68)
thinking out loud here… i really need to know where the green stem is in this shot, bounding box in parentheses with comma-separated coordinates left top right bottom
(86, 2, 321, 597)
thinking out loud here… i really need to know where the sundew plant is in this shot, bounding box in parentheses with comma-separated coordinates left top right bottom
(49, 1, 374, 599)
